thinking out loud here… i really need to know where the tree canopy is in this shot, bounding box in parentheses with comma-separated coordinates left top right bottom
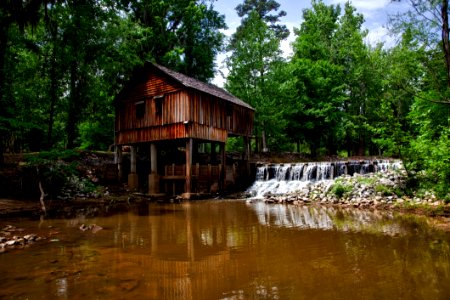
(0, 0, 448, 199)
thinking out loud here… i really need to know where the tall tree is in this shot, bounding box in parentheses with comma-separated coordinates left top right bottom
(389, 0, 450, 197)
(0, 0, 49, 163)
(234, 0, 289, 40)
(291, 0, 345, 157)
(333, 2, 371, 155)
(61, 0, 106, 148)
(390, 0, 450, 103)
(127, 0, 226, 81)
(226, 10, 285, 152)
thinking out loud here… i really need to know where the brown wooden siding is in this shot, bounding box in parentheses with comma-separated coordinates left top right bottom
(187, 90, 253, 137)
(116, 69, 253, 145)
(121, 71, 183, 103)
(186, 123, 227, 142)
(116, 123, 228, 144)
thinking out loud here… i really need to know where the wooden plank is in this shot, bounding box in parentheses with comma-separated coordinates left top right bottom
(161, 175, 185, 180)
(185, 138, 193, 194)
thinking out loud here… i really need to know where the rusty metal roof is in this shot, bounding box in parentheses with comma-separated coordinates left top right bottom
(149, 62, 254, 111)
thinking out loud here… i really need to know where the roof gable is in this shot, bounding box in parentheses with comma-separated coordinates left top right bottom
(148, 62, 254, 111)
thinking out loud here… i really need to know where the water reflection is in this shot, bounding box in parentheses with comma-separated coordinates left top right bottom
(249, 202, 434, 236)
(0, 200, 449, 299)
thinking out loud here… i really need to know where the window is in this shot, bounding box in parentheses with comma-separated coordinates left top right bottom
(135, 101, 145, 119)
(154, 95, 164, 116)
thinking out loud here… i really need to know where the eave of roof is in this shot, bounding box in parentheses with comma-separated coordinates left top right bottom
(148, 62, 254, 111)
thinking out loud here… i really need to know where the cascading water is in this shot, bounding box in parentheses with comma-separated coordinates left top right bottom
(247, 159, 403, 198)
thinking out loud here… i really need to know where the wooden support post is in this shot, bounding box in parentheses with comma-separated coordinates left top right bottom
(148, 143, 159, 195)
(185, 138, 193, 195)
(243, 136, 250, 161)
(243, 136, 251, 178)
(115, 145, 123, 181)
(172, 163, 176, 196)
(150, 143, 157, 174)
(211, 142, 216, 164)
(220, 142, 226, 191)
(128, 145, 138, 191)
(130, 146, 137, 173)
(207, 163, 212, 193)
(232, 163, 236, 184)
(195, 163, 199, 193)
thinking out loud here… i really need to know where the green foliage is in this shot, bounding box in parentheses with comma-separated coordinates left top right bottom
(328, 182, 352, 199)
(405, 101, 450, 198)
(78, 116, 114, 151)
(226, 9, 286, 152)
(128, 0, 226, 81)
(375, 184, 394, 196)
(226, 137, 244, 152)
(0, 0, 226, 153)
(355, 176, 377, 186)
(26, 150, 80, 163)
(234, 0, 289, 41)
(0, 0, 448, 203)
(290, 0, 373, 157)
(24, 150, 82, 198)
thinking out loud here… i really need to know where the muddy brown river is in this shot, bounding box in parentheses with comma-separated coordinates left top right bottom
(1, 200, 450, 299)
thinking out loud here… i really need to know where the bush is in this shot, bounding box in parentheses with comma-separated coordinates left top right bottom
(25, 150, 84, 199)
(375, 184, 393, 196)
(329, 182, 352, 199)
(405, 99, 450, 200)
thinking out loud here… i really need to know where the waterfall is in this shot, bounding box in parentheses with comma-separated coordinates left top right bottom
(247, 159, 402, 198)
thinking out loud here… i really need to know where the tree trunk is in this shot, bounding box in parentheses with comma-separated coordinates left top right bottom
(0, 26, 8, 165)
(36, 167, 47, 213)
(357, 133, 365, 156)
(254, 130, 259, 154)
(46, 13, 58, 149)
(47, 54, 57, 149)
(261, 128, 268, 152)
(442, 0, 450, 86)
(66, 60, 78, 149)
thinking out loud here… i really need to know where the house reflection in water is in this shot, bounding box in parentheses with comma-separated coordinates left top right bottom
(96, 202, 270, 299)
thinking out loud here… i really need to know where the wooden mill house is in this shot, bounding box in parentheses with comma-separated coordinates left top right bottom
(114, 62, 254, 197)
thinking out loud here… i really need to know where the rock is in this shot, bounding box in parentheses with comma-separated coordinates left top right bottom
(24, 234, 37, 242)
(379, 178, 395, 187)
(91, 224, 103, 234)
(6, 240, 17, 246)
(3, 225, 14, 231)
(79, 224, 103, 233)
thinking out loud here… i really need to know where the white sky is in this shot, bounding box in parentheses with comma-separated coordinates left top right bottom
(211, 0, 410, 87)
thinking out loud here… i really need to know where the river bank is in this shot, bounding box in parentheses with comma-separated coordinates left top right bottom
(245, 167, 450, 227)
(1, 152, 449, 252)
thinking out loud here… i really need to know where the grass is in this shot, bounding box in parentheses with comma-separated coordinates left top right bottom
(328, 182, 352, 199)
